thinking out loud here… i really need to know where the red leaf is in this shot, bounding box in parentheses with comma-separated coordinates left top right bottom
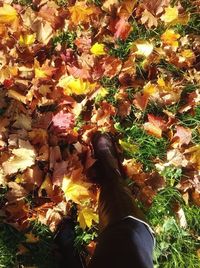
(147, 114, 167, 130)
(114, 17, 131, 40)
(51, 111, 74, 134)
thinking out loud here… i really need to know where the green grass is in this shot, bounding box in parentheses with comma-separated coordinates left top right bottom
(74, 225, 98, 253)
(0, 221, 56, 268)
(99, 76, 120, 104)
(52, 31, 77, 49)
(0, 224, 24, 268)
(12, 0, 32, 5)
(147, 187, 200, 268)
(161, 166, 182, 187)
(115, 122, 168, 171)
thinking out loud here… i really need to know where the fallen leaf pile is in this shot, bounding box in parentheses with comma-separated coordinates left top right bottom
(0, 0, 199, 265)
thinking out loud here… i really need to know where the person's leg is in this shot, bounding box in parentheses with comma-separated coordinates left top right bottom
(88, 133, 154, 268)
(54, 218, 85, 268)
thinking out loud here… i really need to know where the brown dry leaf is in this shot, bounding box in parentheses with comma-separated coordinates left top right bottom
(173, 202, 187, 228)
(2, 140, 36, 175)
(25, 232, 40, 243)
(167, 149, 188, 167)
(118, 0, 137, 18)
(141, 9, 158, 28)
(142, 0, 170, 16)
(5, 181, 27, 201)
(102, 0, 120, 12)
(31, 19, 53, 45)
(172, 126, 192, 147)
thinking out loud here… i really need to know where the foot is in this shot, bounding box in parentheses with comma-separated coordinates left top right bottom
(91, 132, 125, 184)
(54, 218, 84, 268)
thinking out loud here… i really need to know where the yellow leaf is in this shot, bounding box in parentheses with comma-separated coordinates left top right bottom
(68, 2, 94, 24)
(181, 49, 195, 59)
(78, 207, 99, 229)
(25, 233, 39, 243)
(161, 29, 180, 49)
(143, 82, 158, 95)
(0, 4, 17, 24)
(58, 75, 96, 95)
(7, 90, 27, 104)
(19, 34, 36, 46)
(38, 175, 53, 196)
(15, 176, 24, 184)
(161, 6, 178, 24)
(90, 43, 106, 56)
(35, 68, 48, 79)
(62, 177, 92, 204)
(157, 77, 166, 87)
(135, 40, 154, 57)
(119, 140, 139, 154)
(98, 87, 108, 98)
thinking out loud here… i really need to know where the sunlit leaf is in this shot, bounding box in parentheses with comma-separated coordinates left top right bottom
(90, 43, 106, 56)
(0, 4, 17, 24)
(77, 207, 99, 229)
(161, 6, 178, 24)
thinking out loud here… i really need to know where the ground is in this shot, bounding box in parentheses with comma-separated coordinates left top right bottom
(0, 0, 200, 267)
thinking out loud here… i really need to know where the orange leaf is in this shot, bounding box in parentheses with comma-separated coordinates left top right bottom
(133, 93, 149, 111)
(144, 122, 162, 138)
(68, 2, 95, 25)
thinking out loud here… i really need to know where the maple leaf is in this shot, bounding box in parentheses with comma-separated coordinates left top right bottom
(134, 40, 154, 57)
(13, 114, 32, 131)
(62, 177, 92, 205)
(141, 9, 158, 28)
(77, 207, 99, 229)
(143, 114, 166, 138)
(67, 66, 90, 80)
(25, 233, 40, 243)
(161, 29, 180, 49)
(7, 90, 27, 104)
(0, 4, 17, 24)
(184, 145, 200, 170)
(133, 93, 149, 111)
(118, 0, 137, 18)
(172, 126, 192, 147)
(2, 140, 36, 175)
(32, 20, 53, 45)
(167, 149, 188, 167)
(58, 75, 96, 95)
(142, 0, 170, 16)
(161, 6, 179, 24)
(114, 17, 132, 40)
(19, 34, 36, 46)
(5, 181, 27, 201)
(90, 43, 106, 56)
(34, 60, 56, 79)
(102, 0, 120, 12)
(68, 2, 95, 25)
(51, 110, 74, 134)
